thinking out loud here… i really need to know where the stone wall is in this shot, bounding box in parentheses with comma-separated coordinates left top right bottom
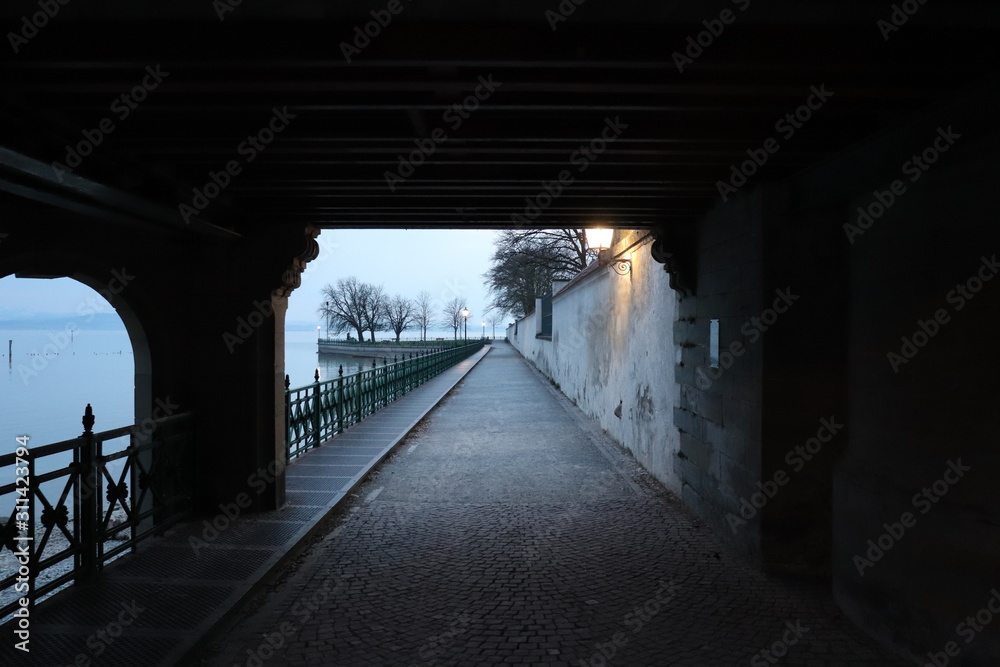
(507, 79, 1000, 665)
(507, 231, 682, 493)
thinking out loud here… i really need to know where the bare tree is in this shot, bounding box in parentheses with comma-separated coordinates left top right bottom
(361, 283, 388, 342)
(384, 295, 416, 342)
(414, 290, 433, 341)
(442, 296, 467, 340)
(484, 251, 553, 318)
(318, 277, 369, 342)
(485, 306, 508, 339)
(485, 229, 596, 318)
(494, 229, 593, 277)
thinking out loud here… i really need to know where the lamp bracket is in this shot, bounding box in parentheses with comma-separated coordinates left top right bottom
(610, 259, 632, 276)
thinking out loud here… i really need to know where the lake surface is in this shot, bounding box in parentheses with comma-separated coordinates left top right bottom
(1, 328, 464, 456)
(1, 328, 134, 455)
(0, 326, 468, 517)
(0, 327, 449, 602)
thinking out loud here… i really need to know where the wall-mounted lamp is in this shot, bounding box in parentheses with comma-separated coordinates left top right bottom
(585, 227, 631, 275)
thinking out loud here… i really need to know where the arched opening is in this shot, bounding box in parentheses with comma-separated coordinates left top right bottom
(0, 268, 152, 436)
(0, 263, 153, 612)
(284, 229, 499, 388)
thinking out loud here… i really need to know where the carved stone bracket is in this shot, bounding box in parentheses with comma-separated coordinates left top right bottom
(649, 224, 696, 296)
(273, 225, 320, 298)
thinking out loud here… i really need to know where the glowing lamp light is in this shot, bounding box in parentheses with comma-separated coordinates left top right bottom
(585, 227, 614, 251)
(586, 227, 631, 276)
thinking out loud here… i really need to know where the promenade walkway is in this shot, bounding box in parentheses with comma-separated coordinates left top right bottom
(0, 346, 491, 667)
(193, 343, 911, 667)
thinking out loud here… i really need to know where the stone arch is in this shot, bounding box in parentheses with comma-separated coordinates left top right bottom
(0, 250, 153, 428)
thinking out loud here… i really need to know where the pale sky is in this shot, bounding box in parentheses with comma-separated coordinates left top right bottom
(0, 229, 500, 331)
(291, 229, 499, 329)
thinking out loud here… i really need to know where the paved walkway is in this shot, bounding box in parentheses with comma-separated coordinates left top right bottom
(0, 346, 491, 667)
(193, 343, 910, 667)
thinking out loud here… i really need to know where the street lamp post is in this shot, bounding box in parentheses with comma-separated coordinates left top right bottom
(482, 321, 486, 339)
(325, 301, 330, 338)
(461, 307, 469, 342)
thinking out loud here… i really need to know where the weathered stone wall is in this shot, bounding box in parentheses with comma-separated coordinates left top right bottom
(509, 80, 1000, 665)
(672, 193, 767, 561)
(508, 232, 682, 493)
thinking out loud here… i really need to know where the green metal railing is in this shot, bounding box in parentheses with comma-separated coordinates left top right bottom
(318, 338, 485, 348)
(0, 407, 196, 619)
(285, 340, 486, 461)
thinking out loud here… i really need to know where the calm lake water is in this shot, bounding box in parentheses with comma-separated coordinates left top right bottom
(0, 326, 462, 611)
(1, 328, 462, 455)
(0, 327, 464, 516)
(1, 328, 134, 456)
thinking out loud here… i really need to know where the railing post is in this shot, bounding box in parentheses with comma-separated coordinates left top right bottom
(356, 370, 363, 424)
(312, 372, 322, 452)
(381, 358, 387, 408)
(335, 375, 343, 434)
(392, 358, 399, 400)
(78, 404, 99, 585)
(284, 375, 291, 462)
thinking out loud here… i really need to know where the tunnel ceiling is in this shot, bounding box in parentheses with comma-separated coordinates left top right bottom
(0, 1, 997, 238)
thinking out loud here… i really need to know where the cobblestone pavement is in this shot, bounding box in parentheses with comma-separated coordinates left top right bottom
(194, 344, 912, 667)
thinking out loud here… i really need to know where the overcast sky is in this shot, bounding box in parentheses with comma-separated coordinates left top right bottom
(291, 229, 498, 329)
(0, 229, 500, 332)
